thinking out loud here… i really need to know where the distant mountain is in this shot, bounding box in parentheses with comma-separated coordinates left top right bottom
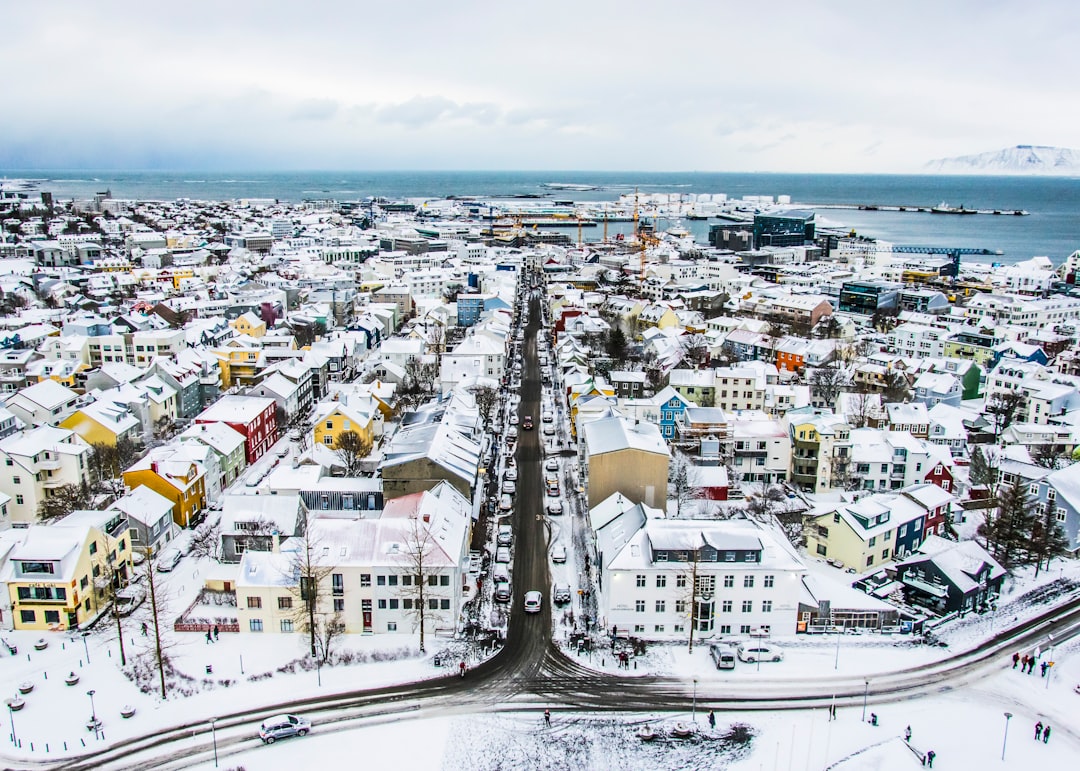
(925, 145, 1080, 175)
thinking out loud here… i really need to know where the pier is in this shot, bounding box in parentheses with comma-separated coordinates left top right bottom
(806, 203, 1028, 216)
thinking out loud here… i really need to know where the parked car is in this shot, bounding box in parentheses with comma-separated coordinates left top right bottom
(507, 426, 518, 439)
(550, 545, 567, 563)
(737, 644, 783, 663)
(509, 414, 519, 425)
(493, 564, 510, 583)
(497, 525, 513, 546)
(553, 583, 571, 604)
(546, 500, 564, 516)
(544, 458, 559, 472)
(546, 482, 560, 497)
(542, 412, 554, 423)
(113, 585, 146, 616)
(523, 591, 543, 613)
(505, 467, 518, 482)
(502, 480, 517, 495)
(710, 644, 737, 670)
(499, 494, 513, 511)
(156, 549, 182, 573)
(495, 546, 511, 563)
(259, 714, 311, 744)
(494, 580, 512, 602)
(543, 424, 555, 436)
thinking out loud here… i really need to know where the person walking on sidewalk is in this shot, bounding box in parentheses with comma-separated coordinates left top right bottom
(1012, 651, 1020, 669)
(904, 725, 912, 742)
(708, 711, 715, 729)
(1035, 721, 1043, 741)
(926, 750, 936, 768)
(1043, 725, 1051, 744)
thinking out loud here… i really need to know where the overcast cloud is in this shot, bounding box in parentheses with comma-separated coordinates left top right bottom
(2, 0, 1077, 172)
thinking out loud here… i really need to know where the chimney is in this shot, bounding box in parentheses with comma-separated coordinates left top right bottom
(151, 460, 159, 474)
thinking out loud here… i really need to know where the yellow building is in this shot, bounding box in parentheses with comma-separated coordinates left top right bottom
(123, 455, 206, 528)
(6, 511, 132, 631)
(231, 312, 267, 339)
(213, 339, 264, 388)
(59, 400, 142, 447)
(313, 402, 377, 451)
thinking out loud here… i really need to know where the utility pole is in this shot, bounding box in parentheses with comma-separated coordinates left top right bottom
(145, 550, 167, 699)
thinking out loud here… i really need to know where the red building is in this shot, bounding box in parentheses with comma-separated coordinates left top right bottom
(924, 460, 955, 494)
(195, 395, 278, 464)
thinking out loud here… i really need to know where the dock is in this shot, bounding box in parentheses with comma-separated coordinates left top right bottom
(806, 203, 1028, 216)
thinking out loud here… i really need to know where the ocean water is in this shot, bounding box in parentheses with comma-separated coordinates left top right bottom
(4, 170, 1079, 265)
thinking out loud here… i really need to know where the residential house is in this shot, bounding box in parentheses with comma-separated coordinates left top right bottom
(5, 380, 81, 428)
(59, 398, 142, 447)
(179, 421, 248, 492)
(380, 418, 481, 502)
(0, 426, 92, 525)
(1036, 464, 1080, 554)
(123, 450, 207, 528)
(219, 493, 305, 563)
(581, 415, 670, 511)
(788, 412, 851, 493)
(107, 486, 178, 554)
(894, 535, 1006, 615)
(313, 399, 379, 453)
(196, 395, 278, 464)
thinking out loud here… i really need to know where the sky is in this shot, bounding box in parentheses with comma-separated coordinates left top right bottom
(3, 0, 1079, 173)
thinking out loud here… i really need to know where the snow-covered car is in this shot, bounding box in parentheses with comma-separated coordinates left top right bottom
(156, 549, 182, 573)
(544, 458, 558, 472)
(542, 424, 555, 437)
(497, 525, 513, 546)
(499, 494, 513, 511)
(546, 481, 560, 497)
(113, 585, 146, 616)
(494, 581, 511, 602)
(737, 644, 783, 663)
(509, 414, 519, 425)
(502, 480, 517, 495)
(523, 591, 543, 613)
(505, 467, 518, 482)
(553, 583, 571, 603)
(495, 547, 511, 564)
(550, 545, 567, 564)
(546, 500, 564, 516)
(259, 714, 311, 744)
(542, 412, 554, 423)
(507, 426, 518, 439)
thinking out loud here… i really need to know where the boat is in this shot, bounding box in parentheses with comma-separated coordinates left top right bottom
(931, 202, 978, 215)
(637, 725, 658, 741)
(671, 722, 694, 738)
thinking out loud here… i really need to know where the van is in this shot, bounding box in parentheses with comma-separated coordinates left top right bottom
(710, 644, 737, 670)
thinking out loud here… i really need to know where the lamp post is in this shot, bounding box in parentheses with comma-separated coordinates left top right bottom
(692, 678, 698, 723)
(209, 717, 219, 768)
(7, 703, 16, 746)
(86, 689, 97, 723)
(861, 679, 869, 723)
(1001, 712, 1012, 761)
(81, 631, 91, 664)
(834, 626, 841, 670)
(1045, 634, 1055, 691)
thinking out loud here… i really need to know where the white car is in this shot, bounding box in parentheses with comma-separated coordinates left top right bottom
(505, 467, 518, 481)
(113, 585, 146, 616)
(544, 458, 559, 472)
(550, 545, 567, 563)
(542, 412, 554, 423)
(737, 644, 784, 663)
(499, 494, 513, 511)
(546, 500, 564, 516)
(501, 480, 516, 495)
(156, 549, 182, 573)
(497, 525, 513, 546)
(509, 414, 519, 425)
(523, 591, 543, 613)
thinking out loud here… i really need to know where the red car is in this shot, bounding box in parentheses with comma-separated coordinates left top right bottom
(522, 416, 534, 430)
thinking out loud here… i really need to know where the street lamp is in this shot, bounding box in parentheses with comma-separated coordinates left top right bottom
(80, 631, 91, 663)
(86, 689, 97, 723)
(834, 626, 841, 670)
(7, 703, 16, 746)
(1001, 712, 1012, 761)
(209, 717, 219, 768)
(692, 678, 698, 723)
(861, 679, 869, 723)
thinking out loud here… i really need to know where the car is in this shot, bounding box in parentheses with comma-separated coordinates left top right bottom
(545, 458, 559, 472)
(259, 714, 311, 744)
(506, 455, 516, 468)
(507, 426, 518, 439)
(737, 644, 783, 663)
(550, 545, 567, 563)
(542, 412, 554, 423)
(553, 583, 571, 603)
(502, 480, 516, 495)
(710, 644, 737, 670)
(113, 585, 146, 616)
(468, 551, 482, 573)
(497, 525, 513, 546)
(156, 549, 182, 573)
(494, 580, 512, 602)
(504, 467, 518, 481)
(546, 500, 564, 516)
(546, 482, 560, 497)
(522, 416, 534, 430)
(499, 494, 513, 511)
(523, 591, 543, 613)
(495, 546, 511, 564)
(543, 424, 555, 436)
(509, 414, 519, 425)
(544, 472, 559, 486)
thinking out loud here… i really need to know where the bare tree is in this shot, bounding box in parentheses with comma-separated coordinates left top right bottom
(395, 515, 446, 654)
(311, 613, 346, 666)
(674, 539, 712, 655)
(188, 519, 222, 561)
(882, 370, 911, 404)
(37, 481, 92, 520)
(143, 546, 174, 699)
(334, 430, 370, 476)
(679, 334, 710, 369)
(286, 513, 336, 658)
(470, 385, 499, 433)
(846, 391, 876, 429)
(985, 391, 1025, 442)
(669, 451, 701, 518)
(810, 365, 848, 408)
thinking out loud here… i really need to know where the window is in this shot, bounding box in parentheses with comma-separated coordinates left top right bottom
(724, 551, 736, 562)
(324, 436, 334, 445)
(635, 625, 646, 633)
(377, 575, 386, 586)
(654, 625, 665, 633)
(388, 575, 398, 587)
(378, 599, 387, 609)
(636, 574, 646, 587)
(655, 601, 666, 613)
(326, 421, 334, 429)
(45, 610, 60, 624)
(280, 619, 294, 632)
(764, 575, 775, 588)
(428, 599, 438, 610)
(743, 576, 754, 588)
(403, 599, 413, 610)
(816, 544, 827, 556)
(389, 599, 399, 609)
(387, 622, 397, 631)
(656, 575, 667, 588)
(277, 597, 292, 610)
(440, 575, 450, 586)
(676, 575, 687, 588)
(80, 576, 89, 589)
(360, 574, 371, 587)
(333, 598, 344, 612)
(740, 625, 751, 634)
(721, 600, 732, 613)
(427, 575, 437, 587)
(868, 536, 877, 547)
(402, 575, 412, 586)
(866, 556, 874, 567)
(3, 459, 9, 466)
(1057, 510, 1068, 523)
(675, 600, 686, 613)
(723, 575, 734, 588)
(635, 600, 646, 613)
(249, 619, 263, 632)
(333, 573, 344, 595)
(441, 599, 450, 610)
(833, 512, 840, 523)
(16, 495, 24, 505)
(882, 548, 890, 559)
(742, 600, 753, 613)
(89, 541, 97, 555)
(719, 625, 731, 634)
(20, 610, 35, 623)
(762, 600, 773, 613)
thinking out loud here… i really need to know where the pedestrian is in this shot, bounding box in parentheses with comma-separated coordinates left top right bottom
(205, 629, 212, 644)
(1035, 721, 1043, 740)
(544, 709, 551, 726)
(870, 713, 878, 726)
(1043, 725, 1051, 744)
(1012, 651, 1020, 669)
(926, 750, 935, 768)
(904, 725, 912, 742)
(830, 704, 837, 721)
(708, 711, 715, 729)
(213, 625, 219, 642)
(141, 622, 148, 637)
(1022, 654, 1030, 671)
(1041, 660, 1048, 677)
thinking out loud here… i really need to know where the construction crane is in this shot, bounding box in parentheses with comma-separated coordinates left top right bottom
(632, 188, 660, 281)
